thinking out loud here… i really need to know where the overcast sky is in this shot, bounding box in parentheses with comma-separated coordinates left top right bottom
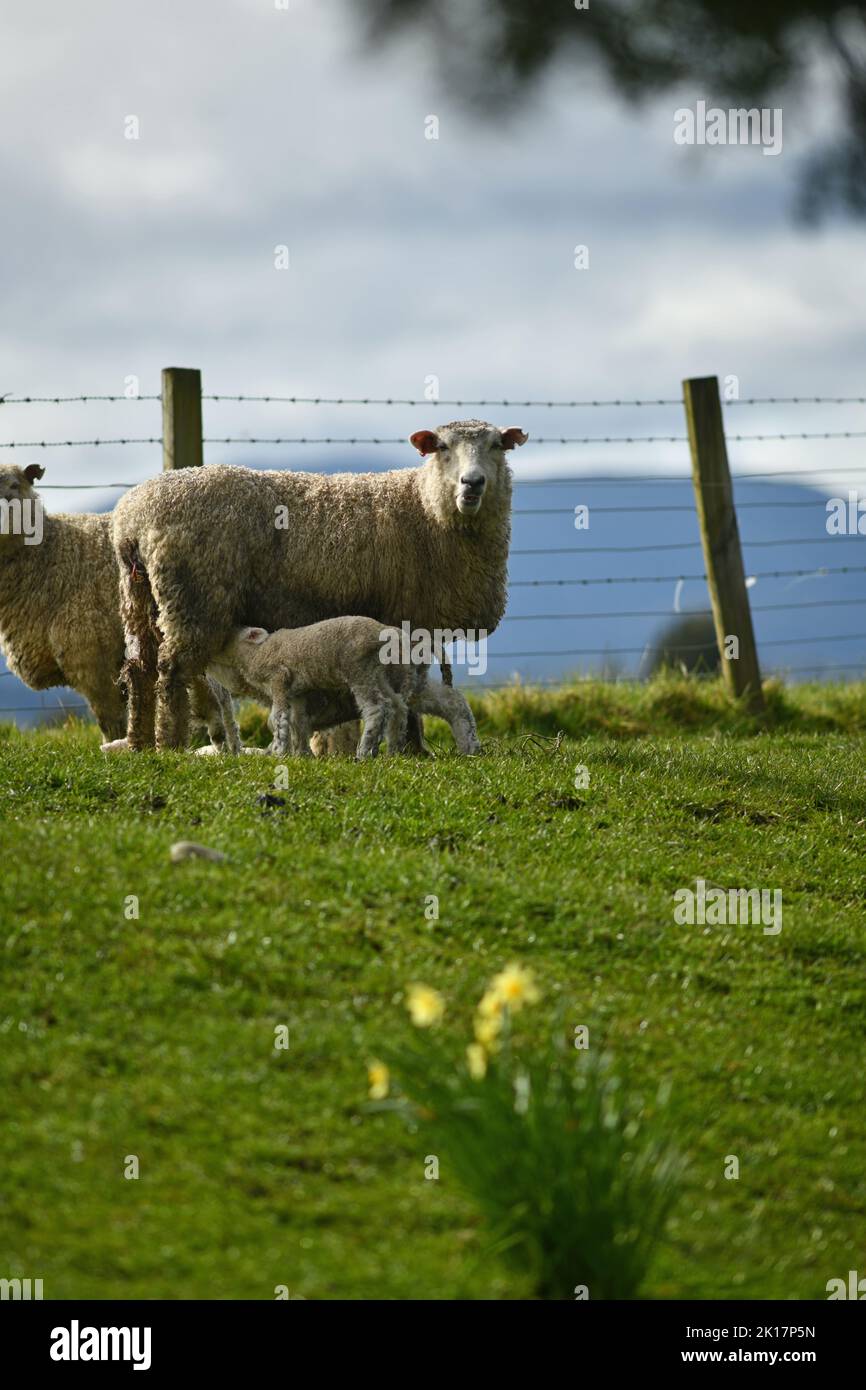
(1, 0, 865, 507)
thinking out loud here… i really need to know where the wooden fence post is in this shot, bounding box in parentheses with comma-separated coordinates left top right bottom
(683, 375, 764, 712)
(162, 367, 203, 471)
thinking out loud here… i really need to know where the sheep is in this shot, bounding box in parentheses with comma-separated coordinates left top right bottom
(0, 464, 238, 750)
(0, 463, 127, 739)
(207, 619, 482, 757)
(111, 419, 527, 750)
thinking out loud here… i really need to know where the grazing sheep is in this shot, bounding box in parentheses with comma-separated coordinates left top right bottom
(209, 620, 482, 757)
(0, 464, 237, 749)
(112, 419, 526, 750)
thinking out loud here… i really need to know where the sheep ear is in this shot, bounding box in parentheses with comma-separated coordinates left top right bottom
(409, 430, 440, 456)
(499, 427, 528, 450)
(24, 464, 45, 483)
(240, 626, 269, 645)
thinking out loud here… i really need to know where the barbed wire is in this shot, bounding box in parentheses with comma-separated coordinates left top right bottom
(3, 391, 865, 408)
(510, 563, 866, 588)
(0, 395, 161, 404)
(450, 662, 866, 689)
(10, 431, 838, 449)
(514, 469, 866, 485)
(203, 394, 684, 408)
(514, 498, 849, 514)
(501, 597, 866, 621)
(725, 397, 866, 407)
(512, 536, 864, 557)
(489, 632, 866, 659)
(190, 432, 866, 445)
(0, 438, 161, 449)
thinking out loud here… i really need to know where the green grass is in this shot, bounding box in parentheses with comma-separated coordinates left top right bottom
(1, 675, 865, 1300)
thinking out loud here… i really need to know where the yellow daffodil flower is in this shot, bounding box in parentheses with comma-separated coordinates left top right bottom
(406, 983, 445, 1028)
(368, 1061, 390, 1100)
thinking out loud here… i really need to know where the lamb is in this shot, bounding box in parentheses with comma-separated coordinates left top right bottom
(0, 464, 238, 750)
(111, 419, 527, 750)
(208, 619, 482, 758)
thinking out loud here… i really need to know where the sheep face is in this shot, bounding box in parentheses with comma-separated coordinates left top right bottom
(410, 419, 527, 519)
(0, 464, 44, 551)
(206, 625, 269, 695)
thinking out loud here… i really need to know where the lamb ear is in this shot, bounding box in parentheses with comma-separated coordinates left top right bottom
(240, 626, 269, 645)
(409, 430, 441, 456)
(24, 464, 45, 483)
(499, 427, 528, 450)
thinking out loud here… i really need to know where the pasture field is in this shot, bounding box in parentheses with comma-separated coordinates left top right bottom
(1, 675, 865, 1300)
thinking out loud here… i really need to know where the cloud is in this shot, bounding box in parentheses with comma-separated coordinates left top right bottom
(0, 0, 861, 506)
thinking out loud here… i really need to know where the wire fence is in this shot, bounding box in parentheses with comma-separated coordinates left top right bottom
(1, 384, 864, 721)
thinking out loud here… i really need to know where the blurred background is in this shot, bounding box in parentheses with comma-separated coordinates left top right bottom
(2, 0, 865, 723)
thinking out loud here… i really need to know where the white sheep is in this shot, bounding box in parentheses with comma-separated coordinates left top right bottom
(112, 419, 526, 750)
(0, 464, 239, 750)
(208, 619, 482, 758)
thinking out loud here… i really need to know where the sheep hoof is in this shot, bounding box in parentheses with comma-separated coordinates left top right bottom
(101, 737, 131, 753)
(169, 841, 227, 864)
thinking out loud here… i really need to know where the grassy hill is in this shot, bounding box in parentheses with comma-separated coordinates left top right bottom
(1, 675, 864, 1299)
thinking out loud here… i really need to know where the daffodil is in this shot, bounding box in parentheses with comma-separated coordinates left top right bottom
(476, 987, 505, 1019)
(473, 1010, 503, 1051)
(466, 1043, 488, 1080)
(406, 983, 445, 1028)
(487, 963, 540, 1013)
(368, 1060, 390, 1100)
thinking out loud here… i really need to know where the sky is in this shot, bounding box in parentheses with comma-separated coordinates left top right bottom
(1, 0, 865, 504)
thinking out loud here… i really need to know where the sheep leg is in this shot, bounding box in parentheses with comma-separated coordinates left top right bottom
(384, 695, 408, 753)
(289, 699, 313, 758)
(270, 688, 309, 759)
(117, 555, 159, 750)
(212, 679, 242, 755)
(355, 688, 386, 757)
(83, 680, 128, 743)
(189, 675, 242, 754)
(415, 683, 481, 754)
(375, 672, 409, 753)
(151, 639, 192, 750)
(402, 710, 430, 756)
(269, 698, 292, 757)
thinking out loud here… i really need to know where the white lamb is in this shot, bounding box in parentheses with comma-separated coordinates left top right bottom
(208, 619, 482, 759)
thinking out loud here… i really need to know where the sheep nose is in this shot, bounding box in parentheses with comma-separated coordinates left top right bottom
(461, 474, 486, 492)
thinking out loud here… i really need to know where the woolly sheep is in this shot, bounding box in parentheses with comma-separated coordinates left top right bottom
(0, 464, 237, 749)
(208, 618, 482, 758)
(112, 419, 527, 750)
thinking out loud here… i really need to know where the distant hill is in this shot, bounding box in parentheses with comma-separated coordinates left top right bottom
(2, 468, 863, 725)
